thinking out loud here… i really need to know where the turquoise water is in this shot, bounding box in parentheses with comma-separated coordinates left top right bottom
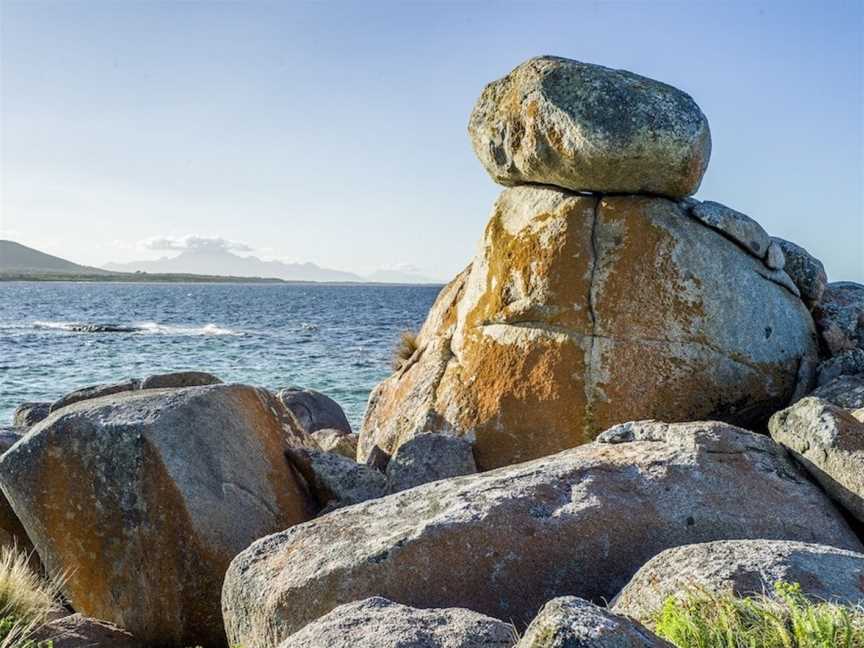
(0, 282, 441, 429)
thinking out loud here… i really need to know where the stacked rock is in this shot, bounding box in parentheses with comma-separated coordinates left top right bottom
(360, 56, 819, 470)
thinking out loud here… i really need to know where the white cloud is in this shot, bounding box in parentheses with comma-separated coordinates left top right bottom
(140, 235, 254, 254)
(379, 262, 424, 274)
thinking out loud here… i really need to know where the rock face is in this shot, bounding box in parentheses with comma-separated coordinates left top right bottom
(139, 371, 222, 390)
(811, 374, 864, 410)
(278, 597, 514, 648)
(360, 187, 818, 469)
(769, 397, 864, 523)
(49, 378, 140, 413)
(817, 348, 864, 386)
(287, 448, 386, 511)
(815, 282, 864, 354)
(386, 433, 477, 494)
(222, 421, 860, 647)
(772, 237, 827, 307)
(611, 540, 864, 623)
(689, 200, 770, 258)
(516, 597, 673, 648)
(0, 384, 315, 647)
(277, 387, 352, 434)
(31, 614, 142, 648)
(311, 429, 359, 459)
(12, 402, 50, 427)
(0, 428, 35, 557)
(468, 56, 710, 198)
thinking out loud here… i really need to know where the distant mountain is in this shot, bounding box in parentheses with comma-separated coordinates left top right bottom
(0, 240, 113, 275)
(105, 248, 365, 283)
(366, 268, 442, 284)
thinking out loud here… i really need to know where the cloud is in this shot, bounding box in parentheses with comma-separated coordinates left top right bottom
(141, 235, 254, 254)
(379, 263, 424, 274)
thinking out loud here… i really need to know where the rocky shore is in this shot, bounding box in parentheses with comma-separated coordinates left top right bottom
(3, 56, 864, 647)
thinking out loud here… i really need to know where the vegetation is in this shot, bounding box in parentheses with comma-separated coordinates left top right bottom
(0, 547, 62, 648)
(392, 330, 419, 370)
(653, 581, 864, 648)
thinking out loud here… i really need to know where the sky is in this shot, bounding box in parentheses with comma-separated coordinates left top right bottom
(1, 0, 862, 281)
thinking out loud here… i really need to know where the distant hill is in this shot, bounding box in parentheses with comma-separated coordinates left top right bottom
(104, 248, 366, 283)
(0, 240, 113, 275)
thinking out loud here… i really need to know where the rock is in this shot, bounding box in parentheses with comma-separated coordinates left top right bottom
(816, 348, 864, 386)
(139, 370, 222, 389)
(765, 239, 786, 271)
(222, 420, 860, 647)
(49, 378, 140, 413)
(12, 402, 50, 427)
(277, 597, 514, 648)
(468, 56, 710, 197)
(516, 597, 672, 648)
(769, 397, 864, 523)
(772, 237, 827, 307)
(386, 433, 477, 494)
(277, 387, 352, 434)
(0, 427, 35, 557)
(311, 429, 359, 460)
(811, 374, 864, 410)
(31, 614, 142, 648)
(364, 444, 391, 472)
(611, 540, 864, 624)
(814, 282, 864, 354)
(0, 384, 316, 647)
(690, 200, 771, 258)
(287, 448, 386, 511)
(360, 187, 818, 469)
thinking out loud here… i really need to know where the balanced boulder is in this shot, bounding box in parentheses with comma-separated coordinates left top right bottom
(360, 187, 817, 469)
(610, 540, 864, 624)
(278, 597, 514, 648)
(0, 384, 316, 647)
(277, 386, 352, 434)
(222, 420, 859, 647)
(468, 56, 711, 197)
(769, 396, 864, 523)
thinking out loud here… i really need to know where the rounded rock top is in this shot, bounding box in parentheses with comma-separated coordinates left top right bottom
(468, 56, 711, 197)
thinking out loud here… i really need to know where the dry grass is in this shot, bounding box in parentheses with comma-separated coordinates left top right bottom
(0, 547, 63, 648)
(392, 330, 419, 370)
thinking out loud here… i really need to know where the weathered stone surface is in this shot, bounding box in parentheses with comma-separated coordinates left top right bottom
(311, 429, 359, 460)
(277, 387, 352, 434)
(360, 187, 818, 469)
(12, 402, 50, 427)
(468, 56, 710, 197)
(31, 614, 142, 648)
(139, 370, 222, 390)
(765, 239, 786, 271)
(287, 447, 385, 511)
(770, 397, 864, 523)
(811, 374, 864, 410)
(49, 379, 140, 413)
(386, 433, 477, 494)
(611, 540, 864, 624)
(689, 200, 771, 258)
(223, 421, 859, 647)
(772, 237, 827, 307)
(0, 427, 35, 557)
(815, 282, 864, 354)
(517, 597, 672, 648)
(816, 348, 864, 386)
(278, 597, 514, 648)
(0, 384, 315, 647)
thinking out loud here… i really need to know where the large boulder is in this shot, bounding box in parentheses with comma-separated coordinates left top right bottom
(0, 384, 316, 647)
(516, 597, 672, 648)
(468, 56, 711, 197)
(360, 187, 818, 469)
(0, 427, 35, 557)
(772, 237, 827, 307)
(610, 540, 864, 624)
(814, 281, 864, 354)
(277, 597, 514, 648)
(277, 387, 352, 435)
(769, 397, 864, 523)
(12, 402, 50, 428)
(222, 421, 860, 647)
(386, 433, 477, 494)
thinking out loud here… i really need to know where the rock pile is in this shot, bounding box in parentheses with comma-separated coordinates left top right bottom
(361, 55, 818, 469)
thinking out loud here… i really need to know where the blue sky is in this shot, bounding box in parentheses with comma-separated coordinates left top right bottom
(1, 0, 862, 281)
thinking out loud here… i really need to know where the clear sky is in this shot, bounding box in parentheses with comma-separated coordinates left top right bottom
(1, 0, 862, 281)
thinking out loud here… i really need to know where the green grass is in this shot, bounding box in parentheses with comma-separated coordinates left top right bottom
(653, 581, 864, 648)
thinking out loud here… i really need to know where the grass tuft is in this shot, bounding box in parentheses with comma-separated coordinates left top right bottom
(653, 581, 864, 648)
(392, 330, 419, 370)
(0, 547, 63, 648)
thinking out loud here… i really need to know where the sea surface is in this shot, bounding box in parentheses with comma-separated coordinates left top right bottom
(0, 282, 441, 429)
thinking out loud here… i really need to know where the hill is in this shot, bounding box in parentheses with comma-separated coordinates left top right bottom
(0, 240, 113, 275)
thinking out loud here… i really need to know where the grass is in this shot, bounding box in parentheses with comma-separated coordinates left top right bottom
(653, 581, 864, 648)
(0, 547, 63, 648)
(392, 330, 419, 370)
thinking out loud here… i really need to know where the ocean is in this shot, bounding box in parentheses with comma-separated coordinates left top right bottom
(0, 282, 441, 429)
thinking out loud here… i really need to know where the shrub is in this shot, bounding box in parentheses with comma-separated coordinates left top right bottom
(653, 581, 864, 648)
(0, 547, 62, 648)
(392, 330, 419, 370)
